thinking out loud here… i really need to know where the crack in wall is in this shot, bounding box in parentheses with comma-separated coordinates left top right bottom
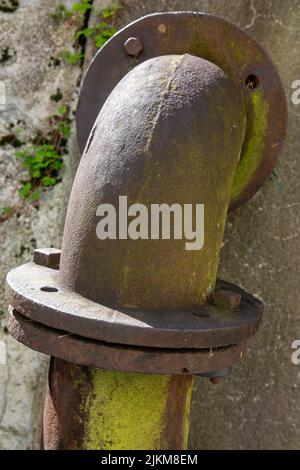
(244, 0, 257, 29)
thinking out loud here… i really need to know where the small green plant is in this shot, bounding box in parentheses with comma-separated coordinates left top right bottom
(1, 206, 13, 217)
(72, 0, 92, 15)
(57, 50, 84, 64)
(91, 2, 123, 47)
(51, 3, 72, 20)
(75, 2, 123, 48)
(54, 1, 123, 64)
(74, 20, 118, 48)
(0, 206, 15, 223)
(15, 104, 70, 204)
(16, 144, 63, 202)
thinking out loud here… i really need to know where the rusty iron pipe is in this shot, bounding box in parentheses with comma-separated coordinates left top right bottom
(5, 12, 287, 451)
(43, 359, 193, 450)
(60, 54, 246, 310)
(42, 53, 246, 450)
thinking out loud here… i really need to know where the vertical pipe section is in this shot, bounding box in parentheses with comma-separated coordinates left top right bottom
(43, 359, 193, 450)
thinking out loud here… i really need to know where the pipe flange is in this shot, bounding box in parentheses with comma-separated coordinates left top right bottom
(76, 11, 287, 210)
(5, 250, 263, 351)
(8, 308, 247, 375)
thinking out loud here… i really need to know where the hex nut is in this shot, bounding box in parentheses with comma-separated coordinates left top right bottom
(33, 248, 61, 269)
(213, 288, 241, 310)
(124, 37, 143, 57)
(210, 377, 223, 385)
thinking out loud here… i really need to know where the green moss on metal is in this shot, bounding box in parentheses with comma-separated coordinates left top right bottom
(83, 369, 171, 450)
(230, 90, 270, 202)
(182, 378, 194, 448)
(117, 72, 245, 310)
(230, 41, 244, 65)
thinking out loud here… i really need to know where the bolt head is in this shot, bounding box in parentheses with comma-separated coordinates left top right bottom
(33, 248, 61, 269)
(213, 288, 241, 310)
(210, 376, 223, 385)
(124, 37, 143, 57)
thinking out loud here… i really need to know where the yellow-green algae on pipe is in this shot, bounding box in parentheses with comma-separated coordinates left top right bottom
(43, 360, 193, 450)
(82, 369, 193, 450)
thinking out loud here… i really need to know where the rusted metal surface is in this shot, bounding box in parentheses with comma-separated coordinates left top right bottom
(63, 53, 246, 311)
(8, 308, 248, 375)
(42, 358, 92, 450)
(213, 288, 242, 310)
(33, 248, 61, 269)
(124, 37, 143, 56)
(6, 262, 263, 350)
(42, 358, 193, 450)
(160, 374, 194, 449)
(76, 12, 287, 210)
(209, 377, 223, 385)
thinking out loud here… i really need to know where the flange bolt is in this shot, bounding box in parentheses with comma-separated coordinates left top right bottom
(124, 37, 143, 57)
(213, 288, 241, 310)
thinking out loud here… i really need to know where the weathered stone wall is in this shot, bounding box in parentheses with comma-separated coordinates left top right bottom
(0, 0, 299, 449)
(0, 0, 82, 449)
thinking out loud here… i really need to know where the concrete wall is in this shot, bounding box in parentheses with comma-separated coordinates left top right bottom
(0, 0, 82, 449)
(0, 0, 299, 449)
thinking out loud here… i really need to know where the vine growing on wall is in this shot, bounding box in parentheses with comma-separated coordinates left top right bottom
(0, 1, 124, 222)
(15, 104, 71, 203)
(54, 0, 123, 65)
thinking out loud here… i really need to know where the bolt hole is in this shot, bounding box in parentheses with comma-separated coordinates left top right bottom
(40, 286, 58, 293)
(245, 74, 260, 90)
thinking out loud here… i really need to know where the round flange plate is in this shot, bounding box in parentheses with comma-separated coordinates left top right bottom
(8, 308, 247, 375)
(6, 262, 263, 350)
(76, 11, 287, 210)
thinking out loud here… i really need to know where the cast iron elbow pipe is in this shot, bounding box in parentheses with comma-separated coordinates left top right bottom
(60, 53, 246, 310)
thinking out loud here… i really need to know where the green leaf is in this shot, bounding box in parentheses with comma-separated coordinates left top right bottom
(112, 2, 123, 9)
(101, 3, 122, 18)
(1, 206, 13, 216)
(72, 1, 92, 14)
(16, 149, 30, 159)
(58, 120, 71, 138)
(94, 22, 110, 30)
(32, 154, 45, 163)
(57, 50, 69, 58)
(35, 147, 57, 159)
(58, 104, 68, 115)
(101, 9, 114, 19)
(42, 176, 57, 187)
(14, 127, 24, 135)
(27, 189, 41, 203)
(32, 170, 41, 178)
(52, 160, 64, 171)
(32, 162, 49, 169)
(19, 182, 32, 198)
(67, 52, 84, 64)
(57, 50, 83, 64)
(51, 4, 72, 20)
(74, 27, 95, 40)
(94, 28, 117, 48)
